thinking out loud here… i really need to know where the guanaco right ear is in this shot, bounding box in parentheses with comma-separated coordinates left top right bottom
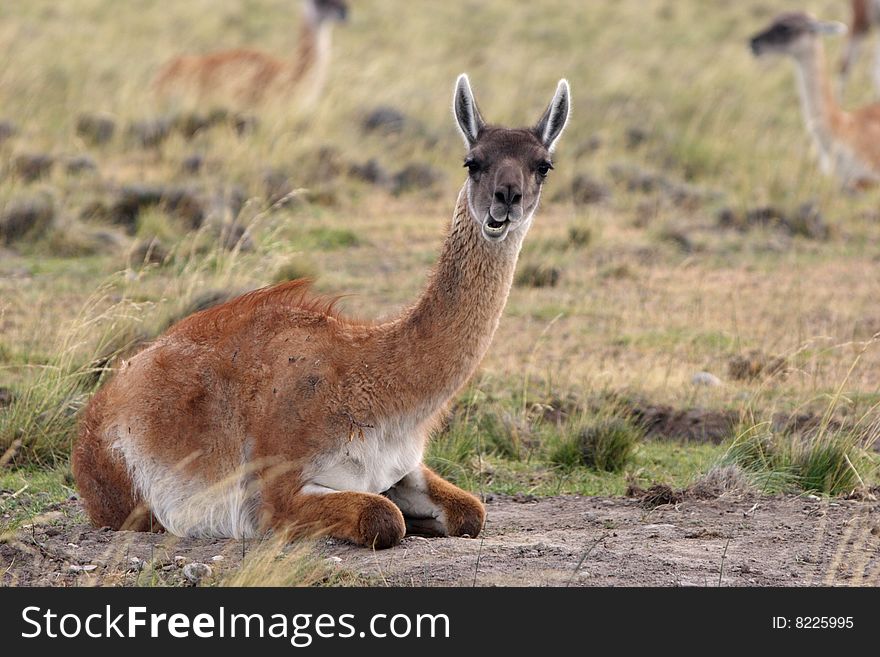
(534, 79, 571, 152)
(453, 74, 485, 147)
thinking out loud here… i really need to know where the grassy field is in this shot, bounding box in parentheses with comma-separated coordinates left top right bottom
(2, 0, 879, 554)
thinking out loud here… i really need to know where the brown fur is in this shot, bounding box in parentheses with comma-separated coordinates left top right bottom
(154, 0, 344, 106)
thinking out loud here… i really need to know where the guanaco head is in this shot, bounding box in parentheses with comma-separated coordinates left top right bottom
(750, 12, 846, 59)
(453, 74, 570, 243)
(305, 0, 349, 25)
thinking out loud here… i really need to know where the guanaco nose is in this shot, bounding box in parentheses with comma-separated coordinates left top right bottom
(493, 184, 522, 207)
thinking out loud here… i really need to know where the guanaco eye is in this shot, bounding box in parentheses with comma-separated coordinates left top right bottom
(464, 158, 481, 176)
(536, 161, 553, 177)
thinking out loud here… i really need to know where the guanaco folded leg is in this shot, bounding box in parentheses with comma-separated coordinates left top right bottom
(262, 483, 406, 549)
(384, 465, 485, 538)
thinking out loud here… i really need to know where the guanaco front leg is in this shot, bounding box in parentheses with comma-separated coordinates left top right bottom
(263, 484, 406, 549)
(385, 465, 485, 538)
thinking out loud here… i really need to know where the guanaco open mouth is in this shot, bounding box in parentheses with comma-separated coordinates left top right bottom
(482, 218, 510, 240)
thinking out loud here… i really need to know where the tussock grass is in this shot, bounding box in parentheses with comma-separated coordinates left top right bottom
(549, 414, 643, 473)
(0, 283, 148, 465)
(273, 256, 319, 283)
(722, 423, 870, 496)
(219, 537, 333, 587)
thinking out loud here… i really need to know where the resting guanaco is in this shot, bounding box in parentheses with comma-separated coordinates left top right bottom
(751, 11, 880, 188)
(72, 74, 571, 548)
(154, 0, 348, 108)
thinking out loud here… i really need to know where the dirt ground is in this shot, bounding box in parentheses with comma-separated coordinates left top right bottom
(2, 494, 878, 587)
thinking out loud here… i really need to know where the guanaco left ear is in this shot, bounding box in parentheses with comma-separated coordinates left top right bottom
(534, 79, 571, 152)
(453, 73, 485, 147)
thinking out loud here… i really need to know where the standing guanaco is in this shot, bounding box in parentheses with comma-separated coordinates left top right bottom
(751, 11, 880, 188)
(154, 0, 348, 108)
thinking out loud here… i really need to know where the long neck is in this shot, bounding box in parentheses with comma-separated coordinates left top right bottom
(288, 11, 332, 99)
(374, 186, 525, 417)
(793, 40, 844, 149)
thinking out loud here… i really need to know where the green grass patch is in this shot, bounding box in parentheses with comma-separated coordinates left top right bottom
(722, 423, 872, 496)
(548, 415, 642, 473)
(0, 465, 73, 534)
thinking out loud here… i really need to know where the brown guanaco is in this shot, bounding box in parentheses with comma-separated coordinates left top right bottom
(751, 11, 880, 188)
(154, 0, 348, 108)
(73, 74, 572, 548)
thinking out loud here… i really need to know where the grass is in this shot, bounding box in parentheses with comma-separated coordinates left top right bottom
(723, 422, 874, 495)
(427, 390, 724, 495)
(549, 415, 643, 473)
(1, 0, 880, 587)
(0, 465, 72, 535)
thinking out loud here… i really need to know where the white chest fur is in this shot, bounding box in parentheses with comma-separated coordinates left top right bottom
(309, 413, 429, 494)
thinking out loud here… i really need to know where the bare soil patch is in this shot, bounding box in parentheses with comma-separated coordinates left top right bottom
(2, 494, 878, 587)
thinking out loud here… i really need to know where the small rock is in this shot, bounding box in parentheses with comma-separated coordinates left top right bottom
(13, 153, 54, 182)
(0, 120, 17, 144)
(109, 185, 205, 232)
(349, 158, 391, 187)
(174, 555, 187, 567)
(570, 174, 610, 205)
(262, 168, 296, 205)
(65, 154, 98, 175)
(625, 126, 649, 149)
(788, 202, 830, 240)
(129, 238, 168, 265)
(0, 194, 55, 245)
(76, 113, 116, 145)
(211, 555, 225, 562)
(392, 163, 444, 194)
(128, 557, 146, 572)
(575, 135, 603, 155)
(691, 371, 722, 387)
(181, 154, 204, 174)
(174, 112, 213, 139)
(362, 106, 407, 135)
(0, 387, 15, 407)
(162, 188, 206, 229)
(326, 556, 343, 563)
(68, 564, 97, 573)
(183, 562, 212, 584)
(128, 118, 172, 148)
(232, 113, 259, 136)
(728, 350, 788, 381)
(515, 263, 561, 288)
(219, 222, 254, 251)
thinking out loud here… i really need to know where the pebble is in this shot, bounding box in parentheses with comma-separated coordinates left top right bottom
(691, 371, 722, 387)
(183, 562, 212, 584)
(68, 564, 97, 573)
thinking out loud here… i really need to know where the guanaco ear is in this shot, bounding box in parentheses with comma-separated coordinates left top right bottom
(534, 79, 571, 152)
(812, 20, 847, 36)
(453, 73, 485, 147)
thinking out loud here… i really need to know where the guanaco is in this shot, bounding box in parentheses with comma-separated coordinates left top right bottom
(751, 11, 880, 188)
(72, 74, 571, 549)
(839, 0, 880, 95)
(153, 0, 348, 108)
